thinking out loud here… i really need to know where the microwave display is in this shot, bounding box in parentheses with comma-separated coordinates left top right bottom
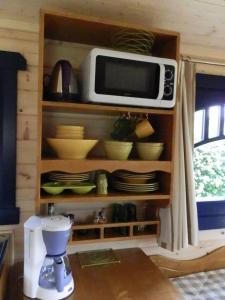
(95, 56, 160, 99)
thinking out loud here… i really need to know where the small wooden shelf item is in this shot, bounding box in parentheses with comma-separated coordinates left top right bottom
(70, 220, 160, 244)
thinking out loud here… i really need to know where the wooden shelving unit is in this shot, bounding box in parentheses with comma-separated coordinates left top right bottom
(37, 9, 180, 244)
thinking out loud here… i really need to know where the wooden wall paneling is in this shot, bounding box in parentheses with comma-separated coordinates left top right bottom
(2, 0, 225, 50)
(16, 188, 36, 212)
(17, 90, 38, 116)
(22, 53, 39, 67)
(0, 28, 38, 42)
(17, 115, 38, 141)
(196, 63, 225, 76)
(181, 43, 225, 62)
(16, 164, 36, 189)
(17, 66, 38, 92)
(17, 141, 37, 164)
(0, 37, 38, 55)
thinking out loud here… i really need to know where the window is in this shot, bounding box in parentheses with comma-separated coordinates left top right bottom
(194, 74, 225, 230)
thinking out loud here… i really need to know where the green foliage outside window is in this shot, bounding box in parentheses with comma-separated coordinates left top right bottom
(194, 140, 225, 198)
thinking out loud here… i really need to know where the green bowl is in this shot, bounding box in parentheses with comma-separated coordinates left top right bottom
(41, 182, 65, 195)
(69, 183, 96, 194)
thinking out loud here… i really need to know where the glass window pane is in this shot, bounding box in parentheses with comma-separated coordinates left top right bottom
(194, 140, 225, 200)
(194, 109, 204, 144)
(208, 106, 220, 138)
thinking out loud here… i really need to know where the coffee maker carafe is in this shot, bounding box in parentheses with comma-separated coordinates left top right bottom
(24, 215, 74, 299)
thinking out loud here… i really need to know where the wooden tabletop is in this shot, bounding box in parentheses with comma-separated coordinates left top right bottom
(7, 248, 181, 300)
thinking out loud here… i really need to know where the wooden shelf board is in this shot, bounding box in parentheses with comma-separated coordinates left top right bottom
(40, 158, 172, 173)
(43, 100, 175, 115)
(42, 100, 175, 116)
(39, 192, 170, 204)
(72, 220, 160, 230)
(70, 233, 158, 244)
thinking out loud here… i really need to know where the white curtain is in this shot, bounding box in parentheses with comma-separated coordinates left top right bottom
(159, 61, 199, 251)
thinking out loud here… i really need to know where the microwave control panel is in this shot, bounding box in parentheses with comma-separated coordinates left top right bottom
(163, 65, 176, 101)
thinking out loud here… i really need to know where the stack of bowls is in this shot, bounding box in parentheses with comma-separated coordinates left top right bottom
(136, 142, 164, 161)
(47, 125, 98, 159)
(55, 125, 84, 139)
(103, 140, 133, 160)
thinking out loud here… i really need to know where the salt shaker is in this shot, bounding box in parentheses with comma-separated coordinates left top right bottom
(97, 173, 108, 195)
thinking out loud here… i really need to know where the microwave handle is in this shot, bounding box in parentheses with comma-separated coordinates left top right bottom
(156, 64, 165, 100)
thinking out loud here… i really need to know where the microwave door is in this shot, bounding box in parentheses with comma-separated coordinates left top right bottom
(156, 64, 165, 100)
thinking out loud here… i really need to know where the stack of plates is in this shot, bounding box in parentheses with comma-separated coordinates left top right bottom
(47, 171, 90, 183)
(112, 180, 159, 193)
(114, 171, 156, 184)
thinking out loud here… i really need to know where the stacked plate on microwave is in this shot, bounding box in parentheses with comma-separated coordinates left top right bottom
(111, 171, 159, 193)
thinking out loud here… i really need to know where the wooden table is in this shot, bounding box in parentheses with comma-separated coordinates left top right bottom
(7, 248, 181, 300)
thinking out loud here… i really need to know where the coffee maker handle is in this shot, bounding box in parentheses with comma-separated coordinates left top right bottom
(54, 258, 65, 292)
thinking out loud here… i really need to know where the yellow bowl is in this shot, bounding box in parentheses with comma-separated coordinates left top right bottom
(103, 140, 133, 160)
(55, 133, 84, 139)
(56, 125, 84, 131)
(56, 128, 84, 133)
(47, 138, 98, 159)
(136, 142, 164, 160)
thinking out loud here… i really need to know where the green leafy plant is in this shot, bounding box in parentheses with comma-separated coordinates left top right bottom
(194, 140, 225, 198)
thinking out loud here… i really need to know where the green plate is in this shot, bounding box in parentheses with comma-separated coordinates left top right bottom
(41, 182, 65, 195)
(41, 182, 96, 195)
(69, 182, 96, 194)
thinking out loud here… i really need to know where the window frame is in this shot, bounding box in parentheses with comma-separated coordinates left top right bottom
(195, 73, 225, 231)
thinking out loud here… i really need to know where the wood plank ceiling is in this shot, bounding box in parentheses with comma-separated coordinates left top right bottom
(0, 0, 225, 49)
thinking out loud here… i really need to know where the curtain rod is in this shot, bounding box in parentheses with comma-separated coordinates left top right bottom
(182, 55, 225, 67)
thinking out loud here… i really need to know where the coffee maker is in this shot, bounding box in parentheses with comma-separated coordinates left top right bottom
(24, 215, 74, 299)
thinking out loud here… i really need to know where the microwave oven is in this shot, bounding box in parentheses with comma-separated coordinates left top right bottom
(81, 48, 177, 108)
